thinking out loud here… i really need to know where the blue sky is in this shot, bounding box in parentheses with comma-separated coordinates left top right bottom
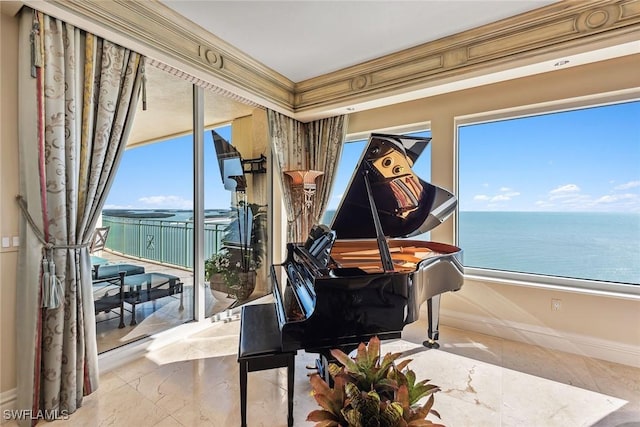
(106, 101, 639, 213)
(459, 101, 640, 212)
(106, 126, 232, 210)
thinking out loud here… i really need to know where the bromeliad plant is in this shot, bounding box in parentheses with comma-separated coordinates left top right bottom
(307, 336, 444, 427)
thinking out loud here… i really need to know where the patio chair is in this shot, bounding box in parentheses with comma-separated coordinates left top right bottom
(90, 226, 110, 254)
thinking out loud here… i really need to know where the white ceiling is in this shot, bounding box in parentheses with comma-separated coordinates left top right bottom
(161, 0, 559, 82)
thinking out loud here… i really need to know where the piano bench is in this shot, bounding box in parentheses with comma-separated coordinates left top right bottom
(238, 303, 296, 427)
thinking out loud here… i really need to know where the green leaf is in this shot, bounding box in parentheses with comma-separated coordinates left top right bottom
(331, 348, 360, 373)
(405, 370, 416, 386)
(395, 359, 412, 372)
(366, 336, 381, 366)
(342, 407, 362, 427)
(407, 420, 445, 427)
(396, 384, 410, 409)
(409, 394, 435, 420)
(309, 338, 443, 427)
(307, 409, 339, 422)
(309, 374, 348, 417)
(313, 420, 344, 427)
(380, 401, 404, 427)
(310, 373, 332, 395)
(409, 384, 439, 405)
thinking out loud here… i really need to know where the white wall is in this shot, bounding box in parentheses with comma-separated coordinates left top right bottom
(1, 8, 20, 400)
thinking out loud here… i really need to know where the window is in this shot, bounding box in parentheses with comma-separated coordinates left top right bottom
(98, 64, 262, 352)
(457, 100, 640, 291)
(99, 71, 195, 352)
(324, 130, 432, 239)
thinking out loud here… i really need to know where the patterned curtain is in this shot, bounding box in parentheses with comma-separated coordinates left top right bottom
(267, 110, 347, 242)
(307, 117, 348, 225)
(16, 9, 144, 423)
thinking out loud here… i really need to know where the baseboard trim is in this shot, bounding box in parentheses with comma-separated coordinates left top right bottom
(0, 388, 16, 424)
(440, 309, 640, 368)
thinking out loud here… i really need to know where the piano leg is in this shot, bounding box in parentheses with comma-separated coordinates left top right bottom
(240, 360, 248, 427)
(287, 356, 294, 427)
(423, 295, 441, 349)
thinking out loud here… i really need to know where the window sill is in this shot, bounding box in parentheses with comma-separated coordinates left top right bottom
(464, 267, 640, 301)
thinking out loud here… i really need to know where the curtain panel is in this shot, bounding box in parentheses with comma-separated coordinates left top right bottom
(267, 110, 347, 243)
(16, 9, 144, 424)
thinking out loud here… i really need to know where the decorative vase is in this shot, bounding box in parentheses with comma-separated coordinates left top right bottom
(209, 271, 257, 301)
(209, 273, 227, 292)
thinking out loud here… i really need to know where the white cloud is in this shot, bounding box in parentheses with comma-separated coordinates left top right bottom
(614, 180, 640, 190)
(138, 195, 193, 209)
(549, 184, 581, 200)
(594, 193, 637, 204)
(498, 187, 521, 197)
(549, 184, 580, 195)
(472, 187, 521, 206)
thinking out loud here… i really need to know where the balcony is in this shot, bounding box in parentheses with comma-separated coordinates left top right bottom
(94, 215, 237, 353)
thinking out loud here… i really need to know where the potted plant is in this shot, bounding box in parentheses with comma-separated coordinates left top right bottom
(206, 201, 266, 301)
(307, 336, 444, 427)
(205, 250, 231, 291)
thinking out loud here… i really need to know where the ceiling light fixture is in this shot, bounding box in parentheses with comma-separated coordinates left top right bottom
(554, 60, 570, 67)
(346, 107, 356, 111)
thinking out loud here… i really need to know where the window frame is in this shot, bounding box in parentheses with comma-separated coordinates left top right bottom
(454, 90, 640, 299)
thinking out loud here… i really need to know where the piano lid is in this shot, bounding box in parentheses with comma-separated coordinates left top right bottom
(331, 133, 457, 239)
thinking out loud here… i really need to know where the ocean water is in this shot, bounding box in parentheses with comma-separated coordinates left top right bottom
(105, 209, 639, 285)
(102, 209, 231, 222)
(459, 211, 639, 285)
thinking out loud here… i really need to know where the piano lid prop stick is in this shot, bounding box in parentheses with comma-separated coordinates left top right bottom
(363, 170, 395, 272)
(338, 253, 422, 263)
(340, 246, 424, 256)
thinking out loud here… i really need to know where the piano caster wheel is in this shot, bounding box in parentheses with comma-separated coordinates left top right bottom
(422, 340, 440, 349)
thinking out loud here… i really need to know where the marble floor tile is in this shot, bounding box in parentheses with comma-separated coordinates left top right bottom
(25, 319, 639, 427)
(501, 338, 600, 390)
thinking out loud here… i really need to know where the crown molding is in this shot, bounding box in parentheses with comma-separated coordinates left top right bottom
(28, 0, 640, 119)
(33, 0, 295, 113)
(294, 0, 640, 114)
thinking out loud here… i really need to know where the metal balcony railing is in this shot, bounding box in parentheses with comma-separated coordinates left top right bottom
(102, 216, 226, 268)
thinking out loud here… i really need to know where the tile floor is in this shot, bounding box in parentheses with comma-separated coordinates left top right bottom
(7, 308, 638, 427)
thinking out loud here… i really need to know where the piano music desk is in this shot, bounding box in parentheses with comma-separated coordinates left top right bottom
(238, 303, 296, 427)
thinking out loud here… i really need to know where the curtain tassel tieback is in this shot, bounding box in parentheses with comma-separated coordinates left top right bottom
(16, 195, 91, 309)
(41, 255, 63, 309)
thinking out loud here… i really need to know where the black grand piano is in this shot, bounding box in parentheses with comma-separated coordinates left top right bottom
(270, 132, 463, 379)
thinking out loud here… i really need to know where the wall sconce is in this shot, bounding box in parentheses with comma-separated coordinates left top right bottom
(283, 170, 324, 209)
(284, 170, 324, 241)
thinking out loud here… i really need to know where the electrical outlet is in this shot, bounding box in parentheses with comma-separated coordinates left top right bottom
(551, 299, 562, 311)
